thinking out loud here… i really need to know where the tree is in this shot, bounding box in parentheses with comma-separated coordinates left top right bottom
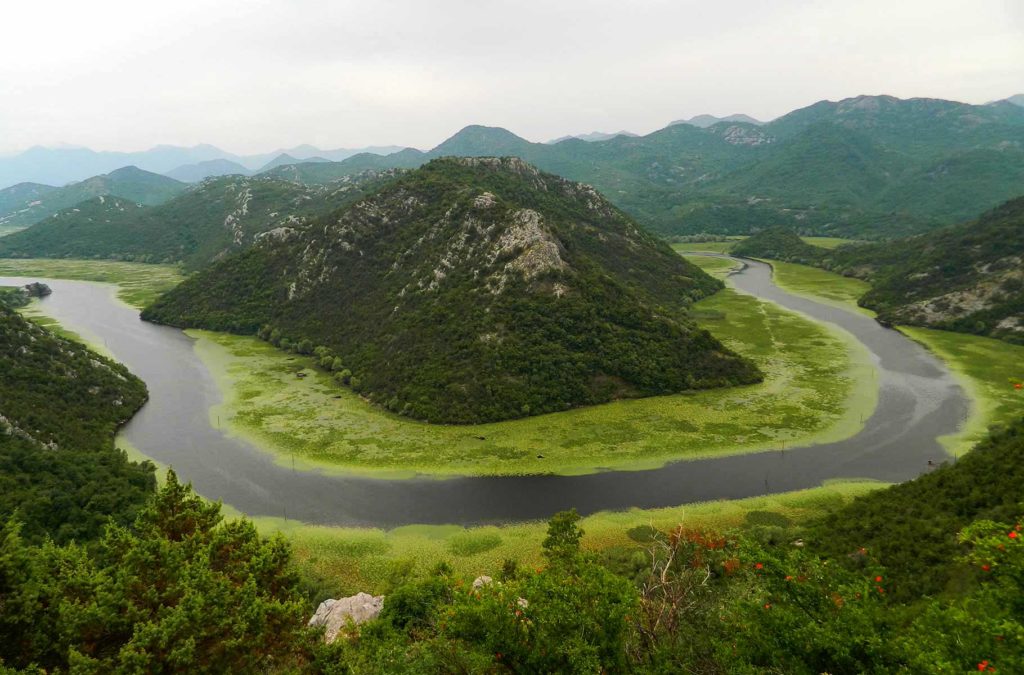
(0, 471, 313, 673)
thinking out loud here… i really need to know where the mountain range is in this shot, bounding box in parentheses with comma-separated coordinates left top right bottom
(4, 94, 1024, 245)
(546, 130, 639, 143)
(217, 95, 1024, 240)
(0, 143, 405, 189)
(142, 157, 761, 423)
(670, 113, 764, 127)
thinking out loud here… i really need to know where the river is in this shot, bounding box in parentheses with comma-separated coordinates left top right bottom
(0, 258, 969, 527)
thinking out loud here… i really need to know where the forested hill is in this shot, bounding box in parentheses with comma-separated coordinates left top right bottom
(0, 166, 185, 230)
(0, 170, 399, 270)
(811, 417, 1024, 601)
(733, 197, 1024, 343)
(0, 299, 154, 542)
(143, 157, 761, 424)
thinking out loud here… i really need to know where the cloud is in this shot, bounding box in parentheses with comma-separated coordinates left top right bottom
(1, 0, 1021, 153)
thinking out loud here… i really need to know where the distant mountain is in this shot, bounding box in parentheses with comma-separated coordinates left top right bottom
(258, 148, 427, 184)
(671, 114, 764, 128)
(254, 96, 1024, 240)
(241, 144, 407, 168)
(430, 125, 536, 157)
(547, 131, 638, 144)
(0, 166, 186, 230)
(0, 171, 398, 269)
(342, 98, 995, 238)
(0, 144, 232, 188)
(0, 182, 56, 215)
(997, 94, 1024, 108)
(142, 157, 760, 424)
(165, 159, 252, 183)
(256, 154, 332, 173)
(0, 144, 408, 189)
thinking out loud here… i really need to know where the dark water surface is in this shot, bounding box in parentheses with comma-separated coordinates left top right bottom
(1, 259, 969, 527)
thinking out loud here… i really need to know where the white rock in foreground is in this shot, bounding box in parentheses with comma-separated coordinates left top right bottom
(308, 592, 384, 643)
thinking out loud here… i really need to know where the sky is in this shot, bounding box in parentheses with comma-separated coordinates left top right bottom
(2, 0, 1022, 155)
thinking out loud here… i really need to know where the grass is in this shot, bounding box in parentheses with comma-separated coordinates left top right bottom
(802, 236, 863, 249)
(900, 327, 1024, 457)
(0, 259, 184, 308)
(671, 240, 740, 254)
(190, 253, 876, 478)
(767, 260, 874, 316)
(671, 237, 860, 255)
(226, 480, 884, 596)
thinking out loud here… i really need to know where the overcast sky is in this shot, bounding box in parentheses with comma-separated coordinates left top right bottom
(2, 0, 1022, 155)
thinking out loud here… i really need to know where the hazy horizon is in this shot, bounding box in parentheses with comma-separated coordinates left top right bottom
(3, 0, 1022, 156)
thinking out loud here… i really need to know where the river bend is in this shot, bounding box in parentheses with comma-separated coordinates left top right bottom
(0, 258, 969, 526)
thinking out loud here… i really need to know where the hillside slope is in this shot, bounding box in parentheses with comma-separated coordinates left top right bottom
(144, 157, 760, 423)
(0, 171, 398, 269)
(735, 197, 1024, 343)
(0, 300, 154, 542)
(850, 198, 1024, 341)
(0, 166, 186, 230)
(811, 416, 1024, 600)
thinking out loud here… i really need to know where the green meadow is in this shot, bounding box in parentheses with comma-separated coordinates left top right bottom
(768, 259, 875, 316)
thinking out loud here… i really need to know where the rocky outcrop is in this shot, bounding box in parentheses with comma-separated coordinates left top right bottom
(308, 592, 384, 643)
(23, 281, 51, 297)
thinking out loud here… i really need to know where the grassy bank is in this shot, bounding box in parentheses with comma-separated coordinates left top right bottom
(671, 236, 860, 255)
(0, 259, 184, 308)
(900, 327, 1024, 456)
(767, 260, 874, 316)
(190, 254, 875, 478)
(226, 480, 883, 596)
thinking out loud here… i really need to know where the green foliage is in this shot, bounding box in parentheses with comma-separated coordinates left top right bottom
(0, 471, 312, 673)
(324, 510, 637, 674)
(732, 226, 830, 264)
(0, 305, 154, 543)
(143, 157, 760, 424)
(810, 417, 1024, 601)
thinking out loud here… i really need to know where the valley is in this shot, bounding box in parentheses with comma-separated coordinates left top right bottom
(5, 2, 1024, 668)
(0, 249, 971, 526)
